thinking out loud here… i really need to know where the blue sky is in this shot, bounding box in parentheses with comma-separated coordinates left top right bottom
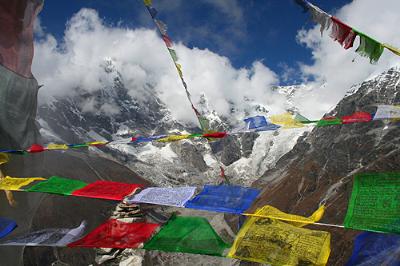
(38, 0, 351, 85)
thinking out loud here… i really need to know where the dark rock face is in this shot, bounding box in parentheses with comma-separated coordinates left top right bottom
(251, 67, 400, 265)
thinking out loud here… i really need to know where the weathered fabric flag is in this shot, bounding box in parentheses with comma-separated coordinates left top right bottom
(72, 181, 142, 201)
(143, 0, 152, 6)
(168, 49, 178, 62)
(157, 134, 191, 143)
(203, 132, 227, 139)
(342, 111, 372, 124)
(373, 105, 400, 120)
(0, 222, 86, 246)
(68, 219, 159, 248)
(0, 176, 46, 191)
(307, 2, 332, 36)
(46, 143, 69, 150)
(26, 176, 87, 195)
(228, 208, 331, 265)
(245, 205, 325, 227)
(184, 185, 260, 214)
(330, 17, 356, 49)
(87, 141, 108, 146)
(244, 116, 268, 129)
(0, 217, 17, 239)
(175, 63, 183, 78)
(126, 187, 196, 207)
(346, 232, 400, 266)
(383, 43, 400, 57)
(162, 35, 173, 48)
(146, 6, 157, 18)
(354, 31, 384, 63)
(0, 153, 9, 165)
(144, 215, 230, 256)
(154, 19, 167, 35)
(270, 113, 304, 128)
(316, 117, 342, 127)
(344, 172, 400, 234)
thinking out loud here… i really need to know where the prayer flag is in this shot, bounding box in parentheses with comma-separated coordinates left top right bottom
(373, 105, 400, 120)
(344, 172, 400, 234)
(162, 35, 173, 48)
(157, 134, 191, 143)
(146, 6, 157, 18)
(46, 144, 69, 150)
(330, 17, 356, 49)
(383, 43, 400, 57)
(354, 31, 384, 63)
(27, 144, 45, 153)
(1, 222, 86, 246)
(270, 113, 304, 128)
(168, 49, 178, 62)
(72, 180, 142, 201)
(154, 19, 167, 35)
(68, 143, 88, 149)
(175, 63, 183, 78)
(126, 187, 196, 207)
(342, 111, 372, 124)
(346, 232, 400, 266)
(144, 215, 230, 256)
(86, 141, 108, 146)
(316, 116, 342, 127)
(68, 219, 159, 248)
(184, 185, 260, 214)
(203, 132, 227, 139)
(244, 116, 268, 129)
(0, 153, 9, 165)
(26, 176, 88, 195)
(143, 0, 152, 6)
(0, 176, 46, 191)
(228, 208, 331, 265)
(0, 217, 17, 239)
(307, 2, 332, 36)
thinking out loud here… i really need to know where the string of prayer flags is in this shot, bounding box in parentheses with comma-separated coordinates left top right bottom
(125, 187, 197, 207)
(68, 219, 159, 248)
(269, 113, 304, 128)
(71, 181, 142, 201)
(228, 207, 331, 265)
(354, 30, 384, 64)
(26, 176, 88, 196)
(330, 17, 356, 49)
(344, 172, 400, 234)
(0, 222, 86, 246)
(244, 205, 325, 227)
(373, 105, 400, 120)
(0, 153, 9, 165)
(307, 2, 331, 36)
(317, 116, 342, 127)
(0, 217, 17, 239)
(144, 215, 230, 256)
(346, 232, 400, 266)
(0, 176, 46, 191)
(342, 111, 372, 124)
(184, 185, 260, 214)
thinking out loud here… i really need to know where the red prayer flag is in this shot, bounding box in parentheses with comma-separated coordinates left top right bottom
(330, 17, 356, 49)
(203, 132, 227, 138)
(68, 219, 159, 248)
(71, 181, 143, 201)
(28, 144, 46, 153)
(162, 35, 173, 48)
(342, 112, 372, 124)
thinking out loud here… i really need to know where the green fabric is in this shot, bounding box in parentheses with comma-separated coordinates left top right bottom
(188, 133, 203, 138)
(144, 215, 231, 256)
(294, 113, 310, 123)
(26, 176, 88, 195)
(354, 31, 384, 63)
(344, 173, 400, 234)
(168, 49, 178, 62)
(316, 117, 342, 127)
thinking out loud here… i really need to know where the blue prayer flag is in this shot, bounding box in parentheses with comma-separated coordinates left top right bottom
(243, 116, 280, 132)
(184, 185, 260, 214)
(146, 6, 157, 18)
(346, 232, 400, 266)
(0, 217, 17, 239)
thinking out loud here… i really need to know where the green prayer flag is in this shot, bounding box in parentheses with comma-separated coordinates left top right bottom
(26, 176, 88, 195)
(316, 117, 342, 127)
(168, 49, 178, 62)
(354, 31, 384, 64)
(144, 215, 230, 256)
(344, 173, 400, 234)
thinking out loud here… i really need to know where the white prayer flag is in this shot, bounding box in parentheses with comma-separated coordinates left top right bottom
(373, 105, 400, 120)
(125, 187, 196, 207)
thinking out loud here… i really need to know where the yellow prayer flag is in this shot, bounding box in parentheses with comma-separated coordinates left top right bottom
(86, 141, 108, 146)
(0, 153, 9, 165)
(383, 43, 400, 57)
(46, 144, 69, 150)
(175, 63, 183, 78)
(157, 134, 191, 143)
(269, 113, 304, 128)
(0, 176, 46, 191)
(228, 207, 331, 265)
(244, 205, 325, 227)
(143, 0, 152, 6)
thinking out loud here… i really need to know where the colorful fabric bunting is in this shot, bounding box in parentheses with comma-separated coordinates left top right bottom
(270, 113, 304, 128)
(342, 111, 372, 124)
(26, 176, 88, 196)
(184, 185, 260, 214)
(87, 141, 108, 146)
(228, 208, 331, 265)
(1, 222, 86, 246)
(157, 134, 191, 143)
(0, 176, 46, 191)
(0, 217, 17, 239)
(373, 105, 400, 120)
(144, 215, 230, 256)
(0, 153, 9, 165)
(203, 132, 227, 139)
(68, 219, 159, 248)
(46, 143, 69, 150)
(307, 2, 332, 36)
(162, 35, 173, 47)
(383, 43, 400, 57)
(346, 232, 400, 266)
(28, 144, 45, 153)
(317, 116, 342, 127)
(355, 31, 384, 63)
(126, 187, 196, 207)
(330, 17, 356, 49)
(344, 172, 400, 234)
(244, 205, 325, 227)
(71, 181, 142, 201)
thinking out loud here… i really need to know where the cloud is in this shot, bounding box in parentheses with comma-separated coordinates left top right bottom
(33, 8, 284, 126)
(293, 0, 400, 118)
